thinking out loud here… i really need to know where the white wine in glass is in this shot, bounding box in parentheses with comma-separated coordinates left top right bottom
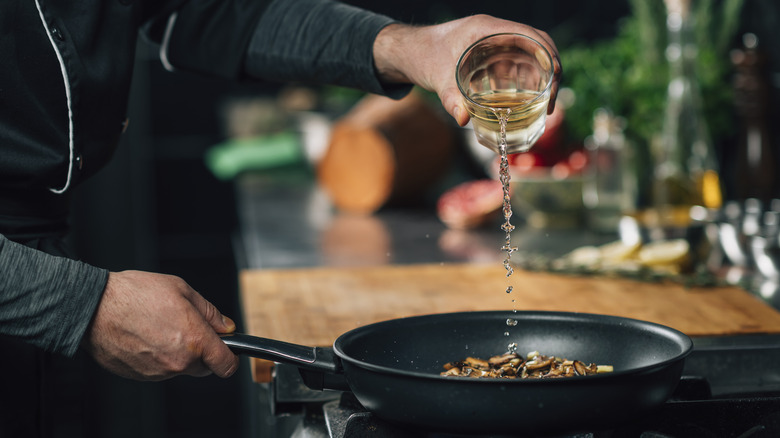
(465, 90, 550, 154)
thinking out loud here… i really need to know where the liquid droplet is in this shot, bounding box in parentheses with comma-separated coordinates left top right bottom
(506, 318, 518, 327)
(505, 286, 513, 294)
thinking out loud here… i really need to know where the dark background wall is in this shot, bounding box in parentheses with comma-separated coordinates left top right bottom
(68, 1, 779, 437)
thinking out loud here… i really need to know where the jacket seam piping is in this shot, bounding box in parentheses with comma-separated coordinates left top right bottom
(34, 0, 75, 194)
(159, 12, 179, 72)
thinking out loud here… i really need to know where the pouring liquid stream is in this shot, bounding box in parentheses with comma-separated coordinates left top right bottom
(494, 108, 519, 353)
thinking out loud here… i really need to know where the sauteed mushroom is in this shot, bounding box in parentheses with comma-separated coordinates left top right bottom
(441, 351, 613, 379)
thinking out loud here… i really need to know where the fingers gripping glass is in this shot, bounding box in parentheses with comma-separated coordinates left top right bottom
(456, 33, 555, 154)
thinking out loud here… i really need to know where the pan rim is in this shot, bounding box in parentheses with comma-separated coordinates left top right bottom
(332, 310, 693, 383)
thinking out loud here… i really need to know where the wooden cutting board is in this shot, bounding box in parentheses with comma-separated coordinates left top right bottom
(239, 263, 780, 382)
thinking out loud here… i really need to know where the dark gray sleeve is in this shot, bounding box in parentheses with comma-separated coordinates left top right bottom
(244, 0, 413, 98)
(0, 234, 108, 357)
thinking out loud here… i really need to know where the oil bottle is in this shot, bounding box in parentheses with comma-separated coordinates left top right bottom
(643, 0, 723, 236)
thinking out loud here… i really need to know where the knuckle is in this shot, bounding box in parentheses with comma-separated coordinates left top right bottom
(171, 275, 191, 293)
(158, 333, 202, 376)
(161, 353, 191, 375)
(220, 357, 239, 378)
(201, 301, 219, 322)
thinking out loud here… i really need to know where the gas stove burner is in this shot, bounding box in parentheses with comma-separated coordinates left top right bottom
(287, 377, 780, 438)
(321, 392, 600, 438)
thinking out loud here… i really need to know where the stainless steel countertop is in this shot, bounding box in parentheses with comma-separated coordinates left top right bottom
(232, 172, 616, 271)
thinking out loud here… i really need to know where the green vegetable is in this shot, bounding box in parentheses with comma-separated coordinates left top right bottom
(559, 0, 744, 146)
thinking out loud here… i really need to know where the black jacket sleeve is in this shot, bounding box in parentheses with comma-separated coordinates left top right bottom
(144, 0, 412, 98)
(155, 0, 271, 79)
(243, 0, 412, 98)
(0, 234, 108, 357)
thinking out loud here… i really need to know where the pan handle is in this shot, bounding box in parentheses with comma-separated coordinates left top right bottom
(220, 333, 348, 391)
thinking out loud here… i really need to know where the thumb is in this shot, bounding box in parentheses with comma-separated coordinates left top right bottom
(188, 291, 236, 334)
(186, 291, 239, 378)
(439, 86, 470, 127)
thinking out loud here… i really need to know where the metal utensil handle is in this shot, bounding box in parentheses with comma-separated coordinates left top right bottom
(220, 333, 342, 377)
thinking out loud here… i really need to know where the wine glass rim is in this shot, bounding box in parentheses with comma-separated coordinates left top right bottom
(456, 32, 555, 112)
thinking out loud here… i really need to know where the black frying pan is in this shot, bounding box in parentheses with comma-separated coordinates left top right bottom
(222, 311, 692, 435)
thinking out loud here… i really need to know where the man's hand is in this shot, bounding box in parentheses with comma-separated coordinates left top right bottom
(82, 270, 239, 381)
(373, 15, 562, 127)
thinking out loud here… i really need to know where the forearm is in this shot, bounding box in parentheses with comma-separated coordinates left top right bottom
(244, 0, 412, 98)
(372, 23, 431, 86)
(0, 234, 108, 356)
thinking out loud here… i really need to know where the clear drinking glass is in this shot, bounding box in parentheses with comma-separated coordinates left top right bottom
(456, 33, 555, 154)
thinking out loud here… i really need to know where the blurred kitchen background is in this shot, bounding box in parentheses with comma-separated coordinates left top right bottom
(67, 0, 780, 437)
